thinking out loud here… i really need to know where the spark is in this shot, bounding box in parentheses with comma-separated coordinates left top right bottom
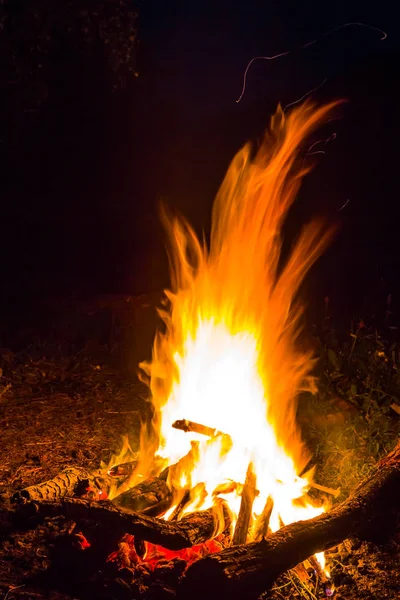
(284, 79, 327, 112)
(339, 198, 350, 211)
(302, 132, 337, 168)
(236, 22, 388, 103)
(307, 133, 337, 154)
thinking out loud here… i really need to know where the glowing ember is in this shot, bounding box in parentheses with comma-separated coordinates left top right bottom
(113, 100, 341, 571)
(108, 534, 228, 570)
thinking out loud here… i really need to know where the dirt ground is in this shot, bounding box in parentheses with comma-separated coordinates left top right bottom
(1, 337, 399, 599)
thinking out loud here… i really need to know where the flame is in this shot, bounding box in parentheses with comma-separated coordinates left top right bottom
(126, 101, 340, 566)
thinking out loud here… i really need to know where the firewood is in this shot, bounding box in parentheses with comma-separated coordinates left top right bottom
(11, 467, 112, 504)
(172, 419, 225, 438)
(16, 496, 231, 551)
(170, 490, 191, 521)
(140, 497, 173, 517)
(308, 481, 340, 497)
(112, 476, 172, 516)
(108, 459, 138, 478)
(178, 441, 400, 600)
(232, 463, 257, 545)
(254, 496, 274, 542)
(172, 419, 232, 452)
(170, 483, 208, 521)
(307, 555, 328, 584)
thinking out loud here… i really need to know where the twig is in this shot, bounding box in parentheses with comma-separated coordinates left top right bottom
(308, 481, 340, 498)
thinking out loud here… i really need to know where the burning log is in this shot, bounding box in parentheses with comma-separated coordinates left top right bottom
(170, 483, 206, 521)
(170, 490, 191, 521)
(254, 496, 274, 542)
(108, 459, 138, 478)
(17, 496, 230, 551)
(232, 463, 257, 545)
(111, 443, 212, 518)
(178, 442, 400, 600)
(112, 476, 172, 516)
(11, 466, 112, 504)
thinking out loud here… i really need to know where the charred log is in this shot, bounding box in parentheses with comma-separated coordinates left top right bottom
(178, 442, 400, 600)
(16, 497, 230, 551)
(11, 467, 112, 504)
(112, 476, 172, 516)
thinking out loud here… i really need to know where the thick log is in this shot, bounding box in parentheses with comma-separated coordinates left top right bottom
(17, 497, 230, 551)
(232, 463, 257, 545)
(178, 442, 400, 600)
(11, 467, 112, 504)
(112, 476, 172, 516)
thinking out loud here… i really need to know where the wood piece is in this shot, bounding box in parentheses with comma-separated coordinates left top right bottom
(11, 467, 112, 504)
(112, 476, 172, 515)
(172, 419, 233, 452)
(292, 562, 311, 583)
(232, 463, 257, 545)
(254, 496, 274, 542)
(140, 497, 173, 517)
(308, 482, 341, 498)
(390, 402, 400, 416)
(108, 459, 138, 478)
(16, 497, 230, 551)
(170, 483, 207, 522)
(170, 490, 191, 521)
(172, 419, 225, 438)
(307, 555, 328, 584)
(178, 441, 400, 600)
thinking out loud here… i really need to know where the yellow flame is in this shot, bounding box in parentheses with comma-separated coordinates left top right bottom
(135, 100, 340, 562)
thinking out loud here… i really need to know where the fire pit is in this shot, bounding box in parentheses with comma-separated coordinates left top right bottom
(5, 101, 400, 600)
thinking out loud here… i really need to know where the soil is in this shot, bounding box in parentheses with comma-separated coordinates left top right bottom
(1, 311, 399, 600)
(264, 538, 400, 600)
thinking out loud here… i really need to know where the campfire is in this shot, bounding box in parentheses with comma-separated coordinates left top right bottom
(109, 100, 338, 572)
(9, 100, 400, 600)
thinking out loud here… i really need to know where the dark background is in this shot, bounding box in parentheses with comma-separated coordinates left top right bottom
(1, 0, 399, 331)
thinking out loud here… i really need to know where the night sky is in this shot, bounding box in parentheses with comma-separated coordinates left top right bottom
(1, 0, 399, 324)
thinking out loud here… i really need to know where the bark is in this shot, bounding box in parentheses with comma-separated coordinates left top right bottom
(11, 467, 112, 504)
(178, 442, 400, 600)
(16, 497, 230, 551)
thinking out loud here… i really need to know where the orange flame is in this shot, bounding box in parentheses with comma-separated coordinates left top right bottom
(129, 101, 340, 559)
